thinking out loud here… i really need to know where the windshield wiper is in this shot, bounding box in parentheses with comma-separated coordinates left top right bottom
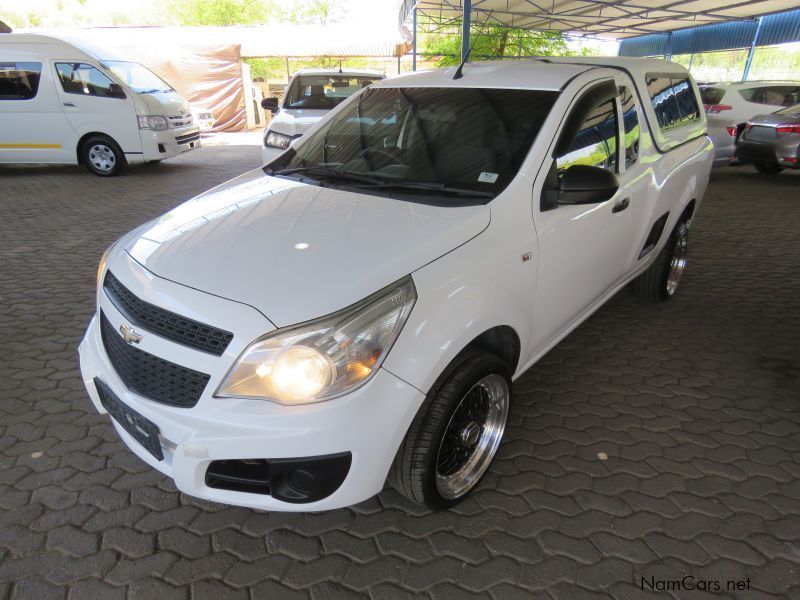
(351, 181, 494, 198)
(268, 166, 384, 185)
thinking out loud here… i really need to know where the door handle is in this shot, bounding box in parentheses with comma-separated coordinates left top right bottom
(612, 197, 630, 213)
(63, 102, 76, 107)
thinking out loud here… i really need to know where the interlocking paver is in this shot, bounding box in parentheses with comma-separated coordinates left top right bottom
(1, 152, 798, 598)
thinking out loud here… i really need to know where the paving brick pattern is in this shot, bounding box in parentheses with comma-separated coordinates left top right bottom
(1, 149, 798, 599)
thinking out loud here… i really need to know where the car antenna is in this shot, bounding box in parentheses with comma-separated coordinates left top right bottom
(452, 10, 493, 80)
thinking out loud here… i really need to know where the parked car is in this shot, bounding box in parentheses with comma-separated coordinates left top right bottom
(260, 68, 383, 164)
(189, 105, 215, 132)
(0, 34, 200, 175)
(79, 58, 712, 511)
(736, 103, 800, 173)
(706, 117, 737, 166)
(699, 81, 800, 139)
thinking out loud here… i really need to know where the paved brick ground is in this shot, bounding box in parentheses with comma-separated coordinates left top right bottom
(1, 148, 798, 600)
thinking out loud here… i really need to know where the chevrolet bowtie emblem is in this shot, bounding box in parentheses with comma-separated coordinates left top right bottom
(119, 323, 143, 345)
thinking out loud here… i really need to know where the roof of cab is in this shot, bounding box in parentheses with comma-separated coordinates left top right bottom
(375, 56, 685, 91)
(293, 68, 385, 78)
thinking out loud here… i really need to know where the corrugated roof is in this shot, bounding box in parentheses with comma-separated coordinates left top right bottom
(400, 0, 800, 39)
(619, 7, 800, 55)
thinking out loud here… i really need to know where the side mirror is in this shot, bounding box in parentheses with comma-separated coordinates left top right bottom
(541, 164, 619, 210)
(261, 97, 279, 113)
(107, 83, 126, 99)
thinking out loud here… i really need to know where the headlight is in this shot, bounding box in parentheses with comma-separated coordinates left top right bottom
(96, 244, 114, 305)
(265, 130, 292, 149)
(137, 115, 169, 131)
(216, 277, 416, 405)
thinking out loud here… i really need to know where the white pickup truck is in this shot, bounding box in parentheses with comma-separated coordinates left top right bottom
(80, 57, 713, 511)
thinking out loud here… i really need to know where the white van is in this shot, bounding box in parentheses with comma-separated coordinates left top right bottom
(260, 68, 383, 164)
(0, 34, 200, 175)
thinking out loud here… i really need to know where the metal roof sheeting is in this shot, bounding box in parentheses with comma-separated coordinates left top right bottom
(400, 0, 800, 39)
(619, 7, 800, 56)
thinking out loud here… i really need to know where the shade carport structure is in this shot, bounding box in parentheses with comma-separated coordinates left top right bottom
(399, 0, 800, 66)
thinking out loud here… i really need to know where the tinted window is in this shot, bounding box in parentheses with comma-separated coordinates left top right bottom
(284, 75, 381, 110)
(0, 62, 42, 100)
(556, 99, 618, 173)
(620, 86, 640, 168)
(738, 88, 759, 102)
(55, 63, 122, 98)
(272, 87, 558, 205)
(700, 86, 726, 105)
(647, 76, 699, 130)
(758, 85, 800, 107)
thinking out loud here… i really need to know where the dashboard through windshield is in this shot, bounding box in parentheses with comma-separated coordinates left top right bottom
(268, 86, 559, 205)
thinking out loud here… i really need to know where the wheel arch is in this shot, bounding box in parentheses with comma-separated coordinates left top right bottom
(76, 132, 124, 165)
(464, 326, 521, 377)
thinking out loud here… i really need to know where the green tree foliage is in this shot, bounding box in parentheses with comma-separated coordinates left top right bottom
(163, 0, 277, 26)
(419, 19, 579, 66)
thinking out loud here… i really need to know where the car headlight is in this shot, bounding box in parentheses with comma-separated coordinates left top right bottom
(216, 277, 416, 405)
(265, 130, 292, 149)
(137, 115, 169, 131)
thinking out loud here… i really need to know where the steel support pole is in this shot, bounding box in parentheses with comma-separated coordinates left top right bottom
(742, 17, 763, 81)
(461, 0, 472, 63)
(412, 6, 417, 72)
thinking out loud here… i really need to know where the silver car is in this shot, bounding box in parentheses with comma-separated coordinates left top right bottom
(706, 116, 737, 167)
(736, 103, 800, 173)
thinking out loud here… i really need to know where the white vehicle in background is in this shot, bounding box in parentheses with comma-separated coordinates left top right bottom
(80, 58, 712, 512)
(260, 68, 383, 164)
(706, 118, 737, 166)
(0, 33, 200, 176)
(190, 105, 215, 132)
(699, 81, 800, 139)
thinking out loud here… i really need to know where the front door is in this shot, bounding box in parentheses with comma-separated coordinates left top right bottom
(51, 60, 142, 155)
(532, 80, 632, 347)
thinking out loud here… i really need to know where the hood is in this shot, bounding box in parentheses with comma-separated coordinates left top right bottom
(136, 90, 190, 117)
(126, 169, 490, 327)
(268, 109, 329, 137)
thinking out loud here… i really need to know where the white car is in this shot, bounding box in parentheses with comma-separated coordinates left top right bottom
(260, 68, 383, 164)
(80, 58, 713, 511)
(699, 81, 800, 138)
(0, 34, 200, 175)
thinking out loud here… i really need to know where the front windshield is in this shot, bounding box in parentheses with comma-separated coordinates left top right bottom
(269, 86, 558, 205)
(284, 75, 381, 110)
(103, 61, 173, 94)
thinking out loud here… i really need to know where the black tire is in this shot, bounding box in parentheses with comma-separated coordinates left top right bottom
(632, 220, 689, 302)
(81, 136, 126, 176)
(754, 163, 784, 174)
(388, 349, 511, 510)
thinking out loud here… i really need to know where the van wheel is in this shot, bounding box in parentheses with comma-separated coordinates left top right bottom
(754, 163, 783, 174)
(82, 136, 126, 176)
(389, 349, 511, 510)
(632, 220, 689, 301)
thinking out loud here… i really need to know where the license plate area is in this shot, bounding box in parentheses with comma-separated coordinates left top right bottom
(94, 378, 164, 461)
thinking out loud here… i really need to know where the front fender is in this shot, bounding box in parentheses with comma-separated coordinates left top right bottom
(383, 209, 538, 396)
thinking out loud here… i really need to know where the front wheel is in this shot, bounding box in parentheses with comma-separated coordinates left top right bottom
(389, 350, 511, 510)
(82, 136, 125, 176)
(754, 163, 784, 174)
(632, 220, 689, 301)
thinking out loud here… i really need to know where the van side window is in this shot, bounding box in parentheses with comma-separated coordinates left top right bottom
(647, 76, 700, 130)
(55, 63, 122, 98)
(619, 86, 639, 168)
(556, 99, 618, 174)
(0, 62, 42, 101)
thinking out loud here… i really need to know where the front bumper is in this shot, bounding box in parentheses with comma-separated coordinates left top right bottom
(138, 126, 201, 162)
(78, 258, 424, 511)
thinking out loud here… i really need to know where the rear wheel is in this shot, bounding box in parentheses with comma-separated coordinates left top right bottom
(81, 136, 125, 176)
(389, 350, 511, 510)
(632, 220, 689, 301)
(754, 163, 784, 174)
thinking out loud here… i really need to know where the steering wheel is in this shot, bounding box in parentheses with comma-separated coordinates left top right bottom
(361, 147, 399, 163)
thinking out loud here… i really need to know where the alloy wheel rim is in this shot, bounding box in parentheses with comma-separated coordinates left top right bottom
(435, 374, 510, 500)
(666, 229, 688, 296)
(89, 144, 115, 173)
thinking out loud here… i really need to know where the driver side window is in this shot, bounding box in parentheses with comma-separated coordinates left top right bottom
(556, 99, 618, 174)
(55, 62, 122, 98)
